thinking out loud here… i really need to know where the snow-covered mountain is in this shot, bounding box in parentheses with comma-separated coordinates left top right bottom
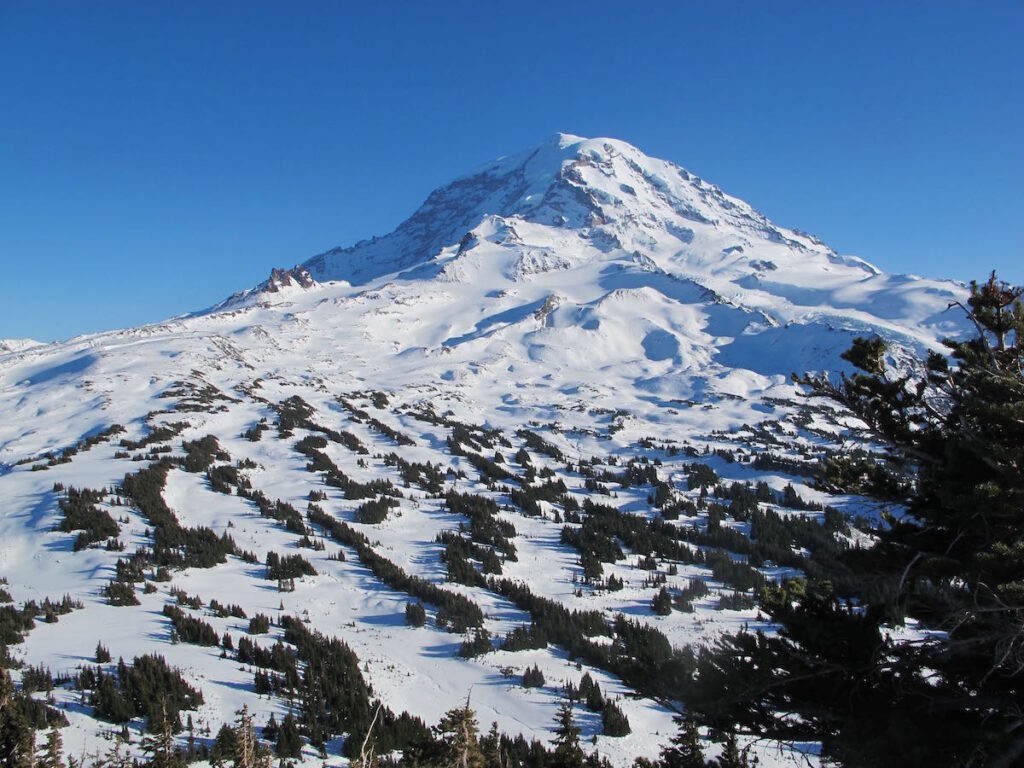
(0, 135, 968, 767)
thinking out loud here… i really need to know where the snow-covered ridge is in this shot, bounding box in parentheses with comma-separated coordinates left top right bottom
(0, 338, 45, 355)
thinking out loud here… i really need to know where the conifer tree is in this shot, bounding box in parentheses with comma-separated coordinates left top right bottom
(39, 728, 64, 768)
(0, 669, 35, 768)
(274, 712, 302, 759)
(140, 700, 184, 768)
(232, 705, 270, 768)
(714, 733, 747, 768)
(210, 723, 237, 767)
(651, 587, 672, 616)
(658, 717, 705, 768)
(687, 273, 1024, 766)
(550, 702, 584, 768)
(482, 721, 504, 768)
(436, 692, 484, 768)
(101, 734, 132, 768)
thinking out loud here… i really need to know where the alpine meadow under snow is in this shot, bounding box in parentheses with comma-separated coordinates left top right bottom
(0, 135, 977, 767)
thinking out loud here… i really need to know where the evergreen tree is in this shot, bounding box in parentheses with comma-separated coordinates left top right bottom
(521, 665, 545, 688)
(232, 705, 271, 768)
(482, 721, 504, 768)
(275, 712, 302, 759)
(210, 723, 237, 767)
(140, 700, 184, 768)
(436, 693, 484, 768)
(550, 702, 584, 768)
(101, 735, 132, 768)
(658, 717, 704, 768)
(651, 587, 672, 616)
(0, 670, 36, 768)
(39, 728, 64, 768)
(687, 273, 1024, 766)
(714, 733, 747, 768)
(600, 701, 630, 737)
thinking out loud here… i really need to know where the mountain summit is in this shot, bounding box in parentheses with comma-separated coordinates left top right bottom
(303, 134, 962, 344)
(306, 133, 871, 286)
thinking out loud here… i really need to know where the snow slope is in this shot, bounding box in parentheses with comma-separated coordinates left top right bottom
(0, 135, 970, 767)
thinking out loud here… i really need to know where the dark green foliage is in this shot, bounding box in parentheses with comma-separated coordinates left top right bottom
(95, 641, 111, 663)
(275, 712, 302, 758)
(163, 604, 219, 646)
(264, 551, 317, 581)
(382, 453, 444, 492)
(242, 419, 268, 442)
(248, 613, 271, 634)
(673, 579, 710, 613)
(716, 591, 755, 611)
(206, 464, 248, 494)
(658, 717, 705, 768)
(435, 696, 485, 768)
(366, 417, 415, 446)
(562, 500, 698, 571)
(209, 723, 237, 766)
(686, 273, 1024, 766)
(580, 552, 603, 582)
(438, 531, 497, 586)
(500, 623, 549, 652)
(600, 700, 630, 737)
(814, 451, 910, 500)
(353, 496, 398, 524)
(120, 461, 236, 568)
(1, 668, 68, 768)
(715, 733, 749, 768)
(181, 435, 229, 473)
(652, 587, 672, 615)
(551, 702, 584, 768)
(510, 478, 571, 517)
(445, 491, 518, 560)
(517, 429, 564, 461)
(237, 488, 307, 534)
(294, 434, 399, 500)
(279, 616, 373, 745)
(275, 395, 316, 438)
(522, 665, 545, 688)
(457, 629, 493, 658)
(703, 550, 764, 592)
(779, 483, 822, 511)
(90, 654, 203, 731)
(19, 664, 52, 695)
(405, 602, 426, 627)
(685, 463, 719, 490)
(57, 486, 119, 550)
(118, 420, 187, 451)
(103, 579, 139, 606)
(207, 599, 246, 619)
(237, 637, 297, 679)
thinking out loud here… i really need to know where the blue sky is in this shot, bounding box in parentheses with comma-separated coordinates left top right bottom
(1, 2, 1021, 342)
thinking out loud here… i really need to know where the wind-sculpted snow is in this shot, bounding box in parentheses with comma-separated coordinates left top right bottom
(0, 134, 972, 767)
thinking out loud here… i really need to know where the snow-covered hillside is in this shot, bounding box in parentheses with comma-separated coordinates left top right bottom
(0, 135, 969, 767)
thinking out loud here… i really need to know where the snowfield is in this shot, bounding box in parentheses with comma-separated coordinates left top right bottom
(0, 134, 967, 766)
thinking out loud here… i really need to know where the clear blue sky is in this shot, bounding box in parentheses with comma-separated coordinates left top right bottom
(2, 2, 1021, 342)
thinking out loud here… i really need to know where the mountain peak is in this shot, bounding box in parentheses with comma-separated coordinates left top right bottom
(301, 134, 859, 289)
